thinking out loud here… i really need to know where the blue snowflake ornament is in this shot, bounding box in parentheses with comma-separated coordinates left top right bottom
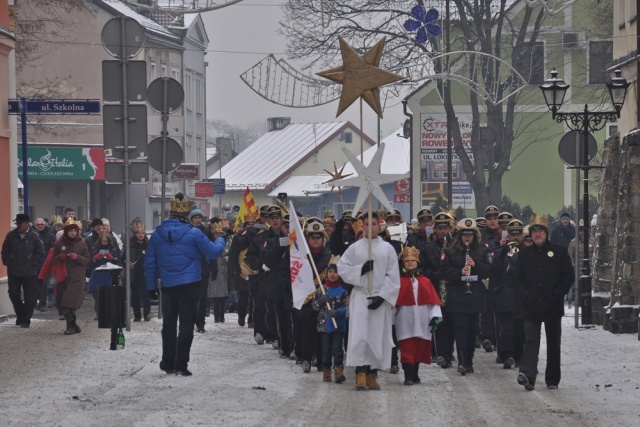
(404, 5, 442, 44)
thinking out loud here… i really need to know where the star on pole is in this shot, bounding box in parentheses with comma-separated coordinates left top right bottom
(316, 37, 405, 118)
(322, 161, 352, 194)
(331, 143, 409, 215)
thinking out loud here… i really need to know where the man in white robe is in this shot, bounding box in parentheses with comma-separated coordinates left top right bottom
(337, 212, 400, 390)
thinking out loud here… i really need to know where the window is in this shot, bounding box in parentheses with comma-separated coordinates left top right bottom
(171, 68, 180, 81)
(619, 0, 626, 27)
(195, 78, 203, 114)
(150, 61, 156, 80)
(161, 63, 167, 77)
(185, 74, 193, 111)
(514, 41, 545, 85)
(589, 41, 613, 85)
(631, 0, 637, 21)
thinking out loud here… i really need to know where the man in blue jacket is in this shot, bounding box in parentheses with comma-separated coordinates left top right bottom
(145, 193, 226, 376)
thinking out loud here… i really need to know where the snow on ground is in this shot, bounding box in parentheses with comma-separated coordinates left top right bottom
(1, 302, 639, 427)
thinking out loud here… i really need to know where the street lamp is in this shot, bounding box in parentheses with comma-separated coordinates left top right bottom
(539, 68, 629, 325)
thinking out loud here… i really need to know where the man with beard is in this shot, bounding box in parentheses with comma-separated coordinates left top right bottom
(513, 216, 574, 391)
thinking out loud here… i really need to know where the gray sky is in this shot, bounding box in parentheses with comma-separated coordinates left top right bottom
(201, 0, 407, 142)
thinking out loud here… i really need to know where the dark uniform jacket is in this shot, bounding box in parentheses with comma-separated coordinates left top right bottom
(259, 228, 287, 300)
(512, 240, 574, 322)
(2, 227, 45, 277)
(550, 224, 576, 248)
(245, 226, 271, 298)
(490, 243, 519, 313)
(227, 229, 253, 293)
(329, 219, 355, 256)
(441, 243, 490, 313)
(421, 237, 451, 298)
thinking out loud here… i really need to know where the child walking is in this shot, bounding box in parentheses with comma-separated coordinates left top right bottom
(395, 246, 442, 385)
(312, 256, 348, 384)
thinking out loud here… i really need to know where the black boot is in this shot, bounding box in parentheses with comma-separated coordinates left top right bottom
(133, 311, 142, 322)
(457, 351, 466, 375)
(63, 310, 76, 335)
(413, 364, 421, 383)
(402, 363, 414, 386)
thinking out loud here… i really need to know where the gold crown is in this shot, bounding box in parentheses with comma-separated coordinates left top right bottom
(170, 195, 191, 215)
(529, 215, 549, 229)
(376, 209, 388, 220)
(244, 212, 258, 223)
(211, 219, 230, 232)
(63, 217, 81, 229)
(51, 215, 62, 225)
(401, 246, 420, 262)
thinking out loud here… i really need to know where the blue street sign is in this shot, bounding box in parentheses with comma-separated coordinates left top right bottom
(205, 178, 226, 195)
(8, 99, 101, 115)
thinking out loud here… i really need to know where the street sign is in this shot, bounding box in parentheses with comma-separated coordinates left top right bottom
(103, 104, 148, 159)
(101, 17, 145, 59)
(172, 163, 199, 179)
(105, 161, 149, 184)
(147, 77, 185, 113)
(102, 60, 147, 103)
(558, 130, 598, 167)
(394, 194, 410, 203)
(146, 137, 183, 173)
(195, 182, 214, 198)
(211, 178, 226, 195)
(8, 99, 101, 115)
(394, 178, 410, 194)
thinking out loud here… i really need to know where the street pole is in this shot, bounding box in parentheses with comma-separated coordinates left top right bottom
(580, 106, 592, 325)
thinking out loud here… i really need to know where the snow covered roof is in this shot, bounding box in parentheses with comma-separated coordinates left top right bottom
(213, 121, 373, 191)
(267, 174, 333, 198)
(342, 127, 410, 175)
(101, 0, 182, 43)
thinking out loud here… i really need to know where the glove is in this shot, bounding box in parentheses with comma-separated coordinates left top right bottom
(360, 260, 374, 275)
(106, 253, 114, 261)
(148, 289, 159, 299)
(326, 309, 338, 318)
(93, 253, 102, 261)
(316, 294, 330, 305)
(429, 318, 440, 333)
(367, 296, 384, 310)
(68, 253, 78, 260)
(59, 253, 67, 261)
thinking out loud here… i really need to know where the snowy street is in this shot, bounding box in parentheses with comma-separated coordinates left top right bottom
(1, 304, 639, 427)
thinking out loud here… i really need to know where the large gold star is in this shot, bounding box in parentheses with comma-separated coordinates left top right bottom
(322, 161, 353, 194)
(316, 37, 404, 118)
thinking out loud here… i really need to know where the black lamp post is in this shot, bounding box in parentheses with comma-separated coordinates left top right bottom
(539, 68, 629, 325)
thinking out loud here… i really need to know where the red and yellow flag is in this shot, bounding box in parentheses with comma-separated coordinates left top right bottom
(234, 187, 258, 230)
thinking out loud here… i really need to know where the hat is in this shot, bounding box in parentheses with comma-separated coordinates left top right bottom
(170, 193, 191, 218)
(327, 255, 340, 271)
(14, 213, 30, 224)
(341, 209, 353, 219)
(417, 209, 433, 221)
(259, 205, 270, 218)
(281, 214, 290, 225)
(529, 215, 549, 233)
(485, 205, 499, 218)
(507, 219, 524, 234)
(243, 212, 258, 224)
(457, 217, 478, 235)
(497, 212, 514, 226)
(386, 208, 403, 221)
(376, 209, 388, 221)
(55, 230, 64, 241)
(63, 217, 81, 232)
(51, 215, 62, 225)
(306, 216, 322, 225)
(523, 225, 532, 241)
(322, 216, 335, 225)
(433, 212, 452, 228)
(475, 217, 487, 230)
(189, 207, 204, 220)
(90, 218, 104, 228)
(211, 218, 230, 233)
(306, 221, 325, 239)
(324, 210, 335, 219)
(266, 205, 281, 217)
(560, 212, 571, 219)
(401, 246, 420, 263)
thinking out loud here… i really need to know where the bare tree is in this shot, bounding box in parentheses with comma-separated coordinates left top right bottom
(280, 0, 609, 211)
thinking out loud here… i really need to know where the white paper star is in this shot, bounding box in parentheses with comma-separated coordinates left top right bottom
(332, 143, 409, 214)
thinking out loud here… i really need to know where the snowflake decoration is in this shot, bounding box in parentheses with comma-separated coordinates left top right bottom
(404, 5, 442, 44)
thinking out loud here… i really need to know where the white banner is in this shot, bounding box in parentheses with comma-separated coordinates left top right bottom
(289, 201, 315, 309)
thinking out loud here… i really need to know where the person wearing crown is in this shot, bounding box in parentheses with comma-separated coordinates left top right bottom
(512, 216, 574, 391)
(145, 193, 227, 376)
(395, 246, 442, 385)
(51, 217, 90, 335)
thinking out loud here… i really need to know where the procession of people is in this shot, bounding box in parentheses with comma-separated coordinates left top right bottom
(2, 198, 576, 392)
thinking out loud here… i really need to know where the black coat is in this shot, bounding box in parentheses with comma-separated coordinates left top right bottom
(227, 229, 253, 292)
(260, 228, 288, 300)
(550, 224, 576, 248)
(441, 244, 490, 313)
(506, 250, 526, 320)
(328, 219, 355, 256)
(421, 237, 451, 298)
(2, 228, 45, 277)
(490, 244, 517, 313)
(245, 226, 272, 298)
(512, 240, 574, 322)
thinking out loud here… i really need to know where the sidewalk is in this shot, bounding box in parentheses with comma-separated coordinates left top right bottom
(1, 299, 639, 427)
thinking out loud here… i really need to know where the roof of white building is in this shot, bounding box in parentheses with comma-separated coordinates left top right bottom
(268, 174, 333, 198)
(102, 0, 182, 43)
(213, 121, 373, 191)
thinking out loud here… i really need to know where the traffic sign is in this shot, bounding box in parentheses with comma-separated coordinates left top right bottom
(211, 178, 226, 195)
(102, 60, 147, 103)
(8, 99, 101, 115)
(146, 137, 183, 173)
(103, 104, 148, 159)
(105, 161, 149, 184)
(195, 182, 214, 198)
(147, 77, 185, 113)
(101, 17, 145, 59)
(558, 131, 598, 167)
(172, 163, 199, 179)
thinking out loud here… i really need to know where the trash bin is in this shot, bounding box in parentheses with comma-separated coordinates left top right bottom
(98, 285, 126, 329)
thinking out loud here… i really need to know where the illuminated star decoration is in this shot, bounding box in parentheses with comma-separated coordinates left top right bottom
(322, 161, 353, 196)
(331, 143, 409, 215)
(403, 5, 442, 44)
(316, 37, 405, 118)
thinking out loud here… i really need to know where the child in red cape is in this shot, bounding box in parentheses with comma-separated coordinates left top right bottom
(395, 246, 442, 386)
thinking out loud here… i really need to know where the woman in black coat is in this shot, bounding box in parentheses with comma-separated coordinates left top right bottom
(441, 218, 490, 375)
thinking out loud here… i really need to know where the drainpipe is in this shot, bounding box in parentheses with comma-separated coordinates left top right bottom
(402, 99, 413, 220)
